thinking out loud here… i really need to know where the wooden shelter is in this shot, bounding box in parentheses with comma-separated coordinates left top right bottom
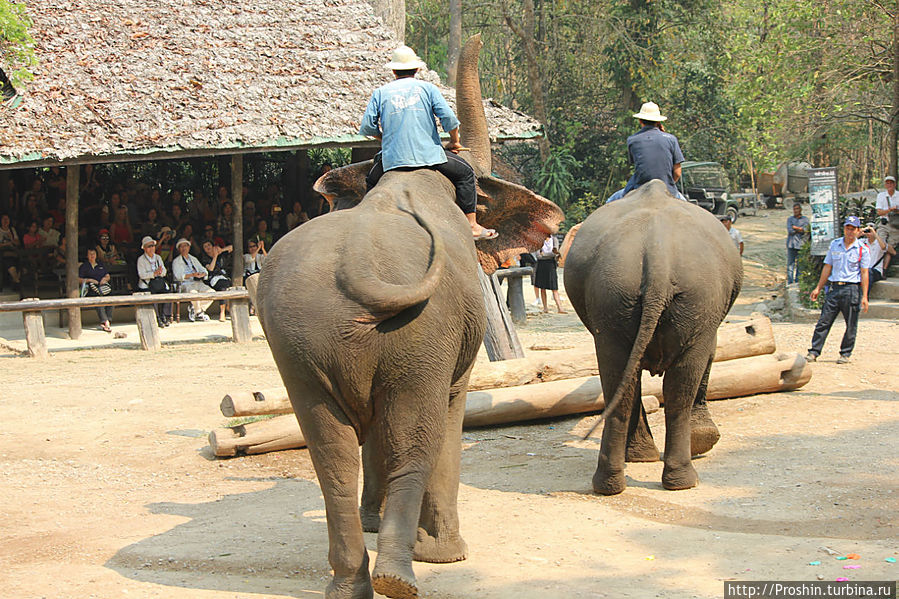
(0, 0, 542, 338)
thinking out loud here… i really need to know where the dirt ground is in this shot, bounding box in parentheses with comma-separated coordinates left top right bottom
(3, 208, 897, 599)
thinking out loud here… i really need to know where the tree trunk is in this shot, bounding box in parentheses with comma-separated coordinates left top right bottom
(231, 155, 244, 284)
(503, 0, 550, 161)
(446, 0, 462, 87)
(368, 0, 405, 43)
(891, 6, 899, 178)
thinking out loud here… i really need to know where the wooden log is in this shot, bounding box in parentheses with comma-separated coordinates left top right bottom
(134, 295, 161, 351)
(209, 415, 305, 457)
(489, 270, 524, 357)
(210, 351, 811, 456)
(229, 287, 252, 343)
(714, 316, 776, 362)
(218, 317, 778, 417)
(23, 308, 48, 359)
(478, 266, 522, 361)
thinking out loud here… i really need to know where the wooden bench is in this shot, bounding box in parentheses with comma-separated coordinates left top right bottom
(0, 287, 253, 358)
(493, 266, 534, 326)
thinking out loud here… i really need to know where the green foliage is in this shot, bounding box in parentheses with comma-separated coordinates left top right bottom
(307, 147, 351, 173)
(838, 195, 877, 225)
(0, 0, 37, 91)
(797, 240, 824, 310)
(535, 147, 579, 208)
(563, 191, 605, 232)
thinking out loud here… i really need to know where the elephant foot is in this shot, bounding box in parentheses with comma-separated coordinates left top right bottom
(662, 463, 698, 491)
(592, 462, 626, 496)
(326, 569, 374, 599)
(625, 437, 660, 463)
(359, 507, 381, 533)
(413, 528, 468, 563)
(371, 572, 418, 599)
(690, 405, 721, 456)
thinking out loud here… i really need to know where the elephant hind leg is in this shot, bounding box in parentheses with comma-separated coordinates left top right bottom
(287, 380, 372, 599)
(360, 437, 385, 533)
(414, 374, 470, 564)
(593, 340, 633, 496)
(690, 357, 720, 456)
(625, 378, 661, 463)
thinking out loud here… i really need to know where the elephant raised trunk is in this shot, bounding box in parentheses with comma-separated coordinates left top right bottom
(455, 33, 492, 178)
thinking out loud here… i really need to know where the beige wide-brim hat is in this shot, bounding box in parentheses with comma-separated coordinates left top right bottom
(633, 101, 667, 122)
(386, 45, 426, 71)
(141, 236, 156, 248)
(176, 238, 191, 249)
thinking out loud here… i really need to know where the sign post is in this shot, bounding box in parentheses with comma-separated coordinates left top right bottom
(807, 167, 839, 256)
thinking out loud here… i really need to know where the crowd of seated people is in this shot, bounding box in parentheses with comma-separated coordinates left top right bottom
(0, 166, 324, 327)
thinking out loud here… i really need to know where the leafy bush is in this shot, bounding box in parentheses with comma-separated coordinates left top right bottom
(0, 0, 37, 92)
(797, 240, 824, 309)
(535, 147, 579, 209)
(562, 191, 605, 232)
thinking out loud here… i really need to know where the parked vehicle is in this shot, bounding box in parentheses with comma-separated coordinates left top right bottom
(756, 160, 812, 208)
(676, 161, 741, 222)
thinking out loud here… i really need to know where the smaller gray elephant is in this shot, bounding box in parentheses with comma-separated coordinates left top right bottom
(564, 181, 743, 494)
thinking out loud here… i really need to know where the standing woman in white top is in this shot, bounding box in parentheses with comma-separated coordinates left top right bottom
(534, 235, 567, 314)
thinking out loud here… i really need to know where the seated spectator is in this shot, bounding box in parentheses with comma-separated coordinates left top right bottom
(38, 216, 60, 248)
(201, 239, 233, 321)
(22, 221, 42, 248)
(243, 238, 267, 279)
(862, 223, 896, 284)
(141, 207, 163, 238)
(156, 226, 176, 263)
(172, 238, 213, 322)
(49, 197, 66, 228)
(178, 223, 198, 253)
(52, 236, 67, 267)
(20, 192, 42, 225)
(286, 200, 309, 231)
(0, 213, 21, 288)
(251, 219, 273, 248)
(216, 202, 234, 239)
(169, 202, 189, 232)
(110, 206, 134, 247)
(96, 229, 126, 266)
(79, 247, 113, 332)
(201, 223, 225, 248)
(136, 236, 173, 327)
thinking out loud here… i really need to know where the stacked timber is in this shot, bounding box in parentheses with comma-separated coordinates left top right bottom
(210, 316, 809, 457)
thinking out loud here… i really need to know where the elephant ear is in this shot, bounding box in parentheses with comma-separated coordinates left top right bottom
(474, 175, 565, 275)
(312, 160, 373, 211)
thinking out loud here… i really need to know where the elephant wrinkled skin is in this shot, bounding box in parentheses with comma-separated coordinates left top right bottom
(256, 35, 563, 599)
(564, 180, 743, 495)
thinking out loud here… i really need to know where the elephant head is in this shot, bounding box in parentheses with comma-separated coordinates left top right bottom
(315, 34, 563, 275)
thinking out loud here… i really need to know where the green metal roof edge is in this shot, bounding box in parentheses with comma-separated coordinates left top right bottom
(0, 130, 543, 167)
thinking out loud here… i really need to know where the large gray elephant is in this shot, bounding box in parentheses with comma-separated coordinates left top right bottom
(256, 36, 563, 599)
(563, 181, 742, 494)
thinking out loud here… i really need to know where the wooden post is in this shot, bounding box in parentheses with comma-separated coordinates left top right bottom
(231, 154, 244, 285)
(134, 292, 161, 351)
(229, 286, 252, 343)
(22, 304, 48, 358)
(506, 274, 527, 325)
(65, 167, 81, 339)
(477, 265, 524, 361)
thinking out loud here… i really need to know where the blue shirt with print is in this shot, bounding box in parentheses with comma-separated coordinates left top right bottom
(623, 126, 685, 196)
(359, 78, 460, 172)
(824, 237, 871, 283)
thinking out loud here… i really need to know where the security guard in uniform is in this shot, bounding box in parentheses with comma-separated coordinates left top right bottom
(806, 216, 871, 364)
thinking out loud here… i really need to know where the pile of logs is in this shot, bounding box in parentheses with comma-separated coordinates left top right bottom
(209, 316, 811, 457)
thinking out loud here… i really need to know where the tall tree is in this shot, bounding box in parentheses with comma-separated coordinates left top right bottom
(446, 0, 462, 86)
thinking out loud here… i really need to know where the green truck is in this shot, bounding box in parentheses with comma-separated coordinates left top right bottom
(676, 161, 741, 222)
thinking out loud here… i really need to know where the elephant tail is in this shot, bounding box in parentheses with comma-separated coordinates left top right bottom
(336, 202, 446, 319)
(583, 258, 669, 439)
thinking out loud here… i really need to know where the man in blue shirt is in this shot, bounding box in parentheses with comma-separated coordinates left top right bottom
(359, 45, 497, 240)
(786, 203, 810, 284)
(806, 216, 871, 364)
(622, 102, 685, 197)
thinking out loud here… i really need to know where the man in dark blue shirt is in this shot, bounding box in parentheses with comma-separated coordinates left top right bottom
(622, 102, 685, 197)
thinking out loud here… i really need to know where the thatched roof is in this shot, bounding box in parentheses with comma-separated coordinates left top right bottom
(0, 0, 542, 169)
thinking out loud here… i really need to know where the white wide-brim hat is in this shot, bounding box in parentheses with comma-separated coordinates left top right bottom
(141, 236, 156, 248)
(633, 101, 667, 122)
(386, 45, 426, 71)
(176, 237, 191, 248)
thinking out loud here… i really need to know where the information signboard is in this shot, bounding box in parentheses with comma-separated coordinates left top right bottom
(807, 167, 839, 256)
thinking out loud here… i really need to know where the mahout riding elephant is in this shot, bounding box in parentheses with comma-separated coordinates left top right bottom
(563, 180, 742, 495)
(256, 35, 563, 599)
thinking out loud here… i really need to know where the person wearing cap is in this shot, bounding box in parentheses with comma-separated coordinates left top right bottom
(95, 228, 125, 265)
(806, 216, 871, 364)
(786, 203, 810, 285)
(358, 45, 497, 240)
(875, 175, 899, 275)
(621, 102, 685, 198)
(172, 238, 213, 322)
(861, 222, 894, 285)
(719, 214, 743, 256)
(136, 235, 173, 327)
